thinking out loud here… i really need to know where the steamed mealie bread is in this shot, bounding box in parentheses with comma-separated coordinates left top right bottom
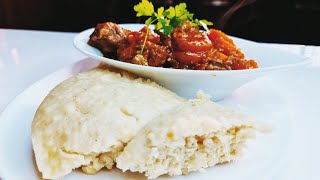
(31, 65, 185, 179)
(116, 97, 266, 179)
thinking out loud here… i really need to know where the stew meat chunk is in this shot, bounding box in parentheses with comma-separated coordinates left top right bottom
(88, 22, 258, 70)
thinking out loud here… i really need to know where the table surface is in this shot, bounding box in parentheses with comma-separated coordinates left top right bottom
(1, 28, 320, 179)
(1, 29, 320, 112)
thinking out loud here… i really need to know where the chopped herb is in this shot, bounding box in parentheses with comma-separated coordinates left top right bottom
(134, 0, 213, 53)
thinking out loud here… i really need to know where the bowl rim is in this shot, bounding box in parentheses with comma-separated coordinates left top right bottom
(74, 24, 312, 76)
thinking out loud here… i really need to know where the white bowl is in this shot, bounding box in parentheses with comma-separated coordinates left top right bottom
(74, 24, 311, 101)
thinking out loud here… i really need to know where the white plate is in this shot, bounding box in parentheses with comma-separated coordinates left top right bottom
(73, 24, 312, 101)
(1, 59, 312, 180)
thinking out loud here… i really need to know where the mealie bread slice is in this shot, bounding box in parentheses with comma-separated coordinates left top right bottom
(31, 65, 185, 179)
(116, 98, 268, 179)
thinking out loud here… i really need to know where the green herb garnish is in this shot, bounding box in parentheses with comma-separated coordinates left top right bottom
(134, 0, 213, 35)
(134, 0, 213, 53)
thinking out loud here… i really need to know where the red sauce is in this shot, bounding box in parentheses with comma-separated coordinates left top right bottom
(89, 21, 258, 70)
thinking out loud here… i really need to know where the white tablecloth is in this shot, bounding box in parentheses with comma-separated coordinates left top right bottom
(0, 29, 319, 112)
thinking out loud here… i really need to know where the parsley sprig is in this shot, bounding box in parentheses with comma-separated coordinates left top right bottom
(134, 0, 213, 35)
(134, 0, 213, 53)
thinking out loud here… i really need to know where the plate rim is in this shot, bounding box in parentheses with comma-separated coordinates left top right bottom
(0, 59, 101, 179)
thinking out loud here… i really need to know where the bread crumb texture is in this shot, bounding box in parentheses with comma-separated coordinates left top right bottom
(31, 66, 185, 179)
(116, 99, 261, 179)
